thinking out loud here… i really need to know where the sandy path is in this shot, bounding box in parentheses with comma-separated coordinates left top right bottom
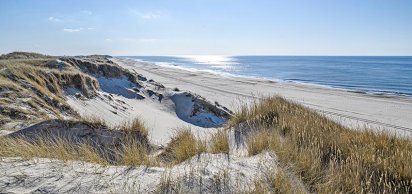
(115, 58, 412, 136)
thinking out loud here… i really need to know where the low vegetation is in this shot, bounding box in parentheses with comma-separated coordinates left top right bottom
(1, 52, 410, 193)
(118, 118, 158, 166)
(0, 136, 110, 165)
(0, 117, 153, 166)
(2, 95, 410, 193)
(253, 167, 307, 194)
(0, 53, 100, 129)
(118, 118, 149, 138)
(160, 128, 207, 164)
(121, 138, 159, 166)
(210, 129, 230, 154)
(0, 52, 53, 60)
(233, 96, 412, 193)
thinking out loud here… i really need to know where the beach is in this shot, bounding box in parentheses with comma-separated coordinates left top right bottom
(114, 58, 412, 137)
(1, 54, 411, 193)
(2, 0, 412, 192)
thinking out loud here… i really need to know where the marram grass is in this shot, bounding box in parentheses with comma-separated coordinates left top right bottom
(235, 96, 412, 193)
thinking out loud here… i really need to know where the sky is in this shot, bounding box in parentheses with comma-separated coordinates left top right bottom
(0, 0, 412, 56)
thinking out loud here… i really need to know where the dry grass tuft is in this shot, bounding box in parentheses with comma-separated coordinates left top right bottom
(210, 129, 230, 154)
(121, 139, 159, 166)
(0, 52, 53, 60)
(118, 118, 149, 138)
(269, 168, 307, 194)
(0, 117, 154, 166)
(252, 167, 306, 194)
(78, 116, 107, 128)
(233, 96, 412, 193)
(0, 58, 100, 128)
(0, 134, 158, 167)
(160, 128, 207, 164)
(0, 136, 109, 165)
(246, 129, 275, 156)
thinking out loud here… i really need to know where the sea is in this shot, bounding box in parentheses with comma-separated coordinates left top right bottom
(124, 56, 412, 97)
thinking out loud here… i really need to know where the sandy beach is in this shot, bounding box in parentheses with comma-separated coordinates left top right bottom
(114, 58, 412, 137)
(1, 54, 411, 193)
(2, 0, 412, 192)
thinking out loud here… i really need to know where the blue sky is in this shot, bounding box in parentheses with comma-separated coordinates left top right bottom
(1, 0, 411, 56)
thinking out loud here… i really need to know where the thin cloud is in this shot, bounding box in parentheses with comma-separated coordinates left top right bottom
(63, 28, 82, 32)
(48, 17, 61, 22)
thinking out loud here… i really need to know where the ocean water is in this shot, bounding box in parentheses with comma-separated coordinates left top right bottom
(125, 56, 412, 97)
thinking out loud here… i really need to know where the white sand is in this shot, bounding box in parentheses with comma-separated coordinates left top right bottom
(0, 152, 287, 193)
(65, 76, 228, 145)
(114, 58, 412, 137)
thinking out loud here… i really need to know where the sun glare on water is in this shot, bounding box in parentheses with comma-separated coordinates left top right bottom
(180, 55, 238, 66)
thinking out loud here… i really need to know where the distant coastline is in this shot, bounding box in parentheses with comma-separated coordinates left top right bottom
(123, 56, 412, 98)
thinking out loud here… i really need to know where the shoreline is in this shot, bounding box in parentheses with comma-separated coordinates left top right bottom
(114, 57, 412, 137)
(122, 57, 412, 100)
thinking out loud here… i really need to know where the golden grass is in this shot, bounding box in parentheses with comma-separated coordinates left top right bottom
(0, 135, 159, 167)
(77, 116, 107, 128)
(269, 168, 307, 194)
(234, 96, 412, 193)
(0, 55, 104, 127)
(0, 59, 100, 128)
(252, 167, 306, 194)
(0, 136, 109, 165)
(1, 60, 98, 99)
(118, 118, 149, 138)
(161, 128, 207, 164)
(210, 129, 230, 154)
(229, 99, 277, 128)
(0, 117, 154, 166)
(0, 75, 23, 91)
(0, 52, 53, 60)
(121, 139, 159, 166)
(246, 129, 274, 156)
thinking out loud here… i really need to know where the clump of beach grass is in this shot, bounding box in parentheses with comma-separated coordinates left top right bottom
(77, 116, 107, 128)
(252, 167, 307, 194)
(0, 134, 155, 167)
(246, 128, 275, 156)
(160, 128, 207, 164)
(0, 58, 100, 129)
(0, 136, 109, 165)
(0, 117, 155, 167)
(209, 129, 230, 154)
(118, 118, 149, 138)
(233, 96, 412, 193)
(121, 138, 159, 166)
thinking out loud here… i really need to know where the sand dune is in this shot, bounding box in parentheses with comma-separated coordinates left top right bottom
(0, 152, 283, 193)
(1, 54, 411, 193)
